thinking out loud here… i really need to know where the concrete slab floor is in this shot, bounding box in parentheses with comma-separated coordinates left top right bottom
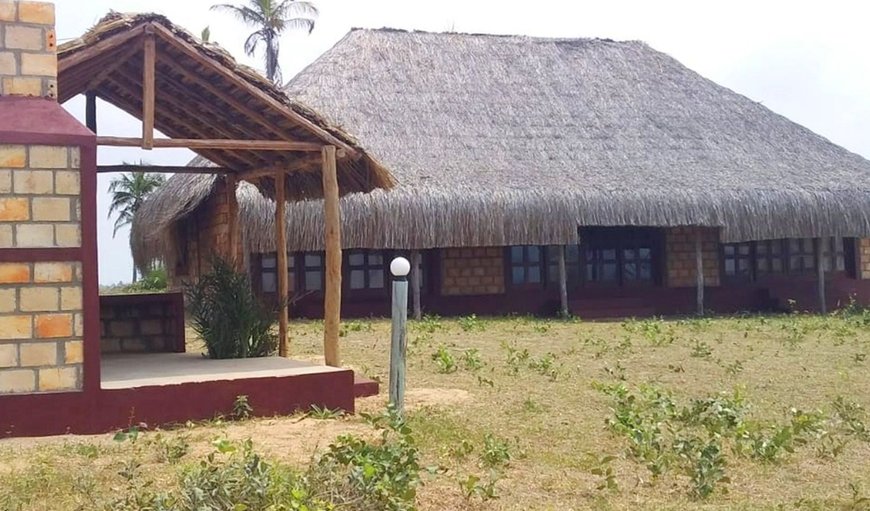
(101, 352, 344, 389)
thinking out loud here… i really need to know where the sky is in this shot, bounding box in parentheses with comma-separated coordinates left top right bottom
(52, 0, 870, 285)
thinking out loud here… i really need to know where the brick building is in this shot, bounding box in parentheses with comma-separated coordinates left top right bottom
(133, 29, 870, 319)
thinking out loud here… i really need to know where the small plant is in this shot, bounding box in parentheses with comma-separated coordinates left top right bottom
(459, 314, 486, 332)
(502, 341, 530, 374)
(690, 340, 713, 359)
(152, 433, 190, 464)
(586, 453, 619, 491)
(186, 256, 278, 359)
(481, 433, 513, 468)
(685, 439, 729, 499)
(414, 313, 444, 333)
(431, 345, 458, 373)
(308, 405, 345, 420)
(723, 359, 744, 376)
(461, 348, 484, 371)
(447, 439, 474, 459)
(113, 425, 142, 443)
(340, 320, 373, 337)
(232, 394, 253, 420)
(459, 472, 500, 502)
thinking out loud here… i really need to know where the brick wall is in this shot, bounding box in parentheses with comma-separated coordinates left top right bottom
(0, 1, 56, 98)
(168, 176, 240, 289)
(0, 261, 83, 393)
(860, 238, 870, 280)
(440, 247, 505, 296)
(665, 227, 720, 288)
(100, 293, 185, 354)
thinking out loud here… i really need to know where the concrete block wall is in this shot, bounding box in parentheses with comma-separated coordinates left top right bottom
(0, 1, 56, 98)
(100, 293, 185, 354)
(860, 239, 870, 279)
(665, 227, 720, 288)
(0, 261, 83, 393)
(440, 247, 505, 296)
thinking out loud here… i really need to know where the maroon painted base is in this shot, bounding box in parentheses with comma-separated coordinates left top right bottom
(0, 369, 355, 438)
(353, 374, 380, 398)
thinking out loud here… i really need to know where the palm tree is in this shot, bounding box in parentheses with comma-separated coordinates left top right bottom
(108, 167, 165, 282)
(211, 0, 317, 84)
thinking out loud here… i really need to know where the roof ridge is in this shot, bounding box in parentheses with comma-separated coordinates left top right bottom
(346, 26, 641, 45)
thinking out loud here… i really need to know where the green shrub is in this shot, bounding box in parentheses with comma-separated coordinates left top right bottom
(186, 257, 277, 359)
(122, 266, 168, 293)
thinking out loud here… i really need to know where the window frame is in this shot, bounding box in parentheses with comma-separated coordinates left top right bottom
(506, 245, 546, 288)
(580, 227, 662, 288)
(345, 249, 389, 296)
(720, 237, 855, 283)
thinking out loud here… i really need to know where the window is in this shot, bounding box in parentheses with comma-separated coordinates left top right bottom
(823, 237, 846, 272)
(261, 253, 277, 293)
(788, 238, 816, 273)
(509, 246, 544, 286)
(347, 250, 385, 290)
(721, 238, 854, 282)
(303, 252, 324, 291)
(547, 245, 581, 287)
(581, 227, 660, 286)
(722, 242, 753, 281)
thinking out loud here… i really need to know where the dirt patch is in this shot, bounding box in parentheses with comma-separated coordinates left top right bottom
(358, 387, 470, 414)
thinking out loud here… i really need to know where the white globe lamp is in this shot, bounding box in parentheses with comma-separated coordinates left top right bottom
(390, 256, 411, 278)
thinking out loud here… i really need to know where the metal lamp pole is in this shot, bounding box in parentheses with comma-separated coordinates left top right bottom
(389, 256, 410, 414)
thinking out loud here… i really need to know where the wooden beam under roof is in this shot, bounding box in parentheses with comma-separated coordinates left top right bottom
(96, 165, 229, 174)
(96, 136, 324, 151)
(142, 28, 156, 149)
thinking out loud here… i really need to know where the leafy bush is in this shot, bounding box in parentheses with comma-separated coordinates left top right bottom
(124, 266, 168, 293)
(431, 346, 457, 373)
(186, 257, 277, 359)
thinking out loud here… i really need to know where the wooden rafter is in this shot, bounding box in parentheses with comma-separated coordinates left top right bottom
(58, 24, 145, 73)
(149, 23, 359, 158)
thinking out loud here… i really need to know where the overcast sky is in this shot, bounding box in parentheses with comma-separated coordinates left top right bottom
(52, 0, 870, 284)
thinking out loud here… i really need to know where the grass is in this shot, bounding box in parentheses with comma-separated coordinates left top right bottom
(2, 311, 870, 509)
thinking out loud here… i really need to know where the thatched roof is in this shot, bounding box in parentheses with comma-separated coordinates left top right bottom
(134, 28, 870, 260)
(59, 13, 394, 199)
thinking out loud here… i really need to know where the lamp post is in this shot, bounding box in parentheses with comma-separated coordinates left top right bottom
(389, 256, 411, 414)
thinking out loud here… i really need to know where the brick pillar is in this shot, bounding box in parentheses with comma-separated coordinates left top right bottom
(0, 2, 92, 394)
(0, 1, 57, 98)
(664, 227, 721, 288)
(860, 239, 870, 279)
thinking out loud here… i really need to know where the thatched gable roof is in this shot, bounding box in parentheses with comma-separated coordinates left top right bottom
(134, 28, 870, 260)
(59, 13, 394, 199)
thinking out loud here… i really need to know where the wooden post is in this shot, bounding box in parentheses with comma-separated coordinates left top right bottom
(322, 145, 342, 367)
(557, 245, 568, 318)
(817, 237, 827, 314)
(411, 250, 422, 320)
(85, 92, 97, 133)
(225, 173, 240, 269)
(142, 30, 156, 149)
(695, 230, 705, 315)
(274, 172, 289, 357)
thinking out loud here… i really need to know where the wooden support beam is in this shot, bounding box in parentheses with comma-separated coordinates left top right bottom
(322, 145, 342, 367)
(225, 173, 240, 269)
(411, 250, 422, 321)
(97, 165, 229, 174)
(817, 237, 827, 314)
(695, 230, 705, 315)
(96, 136, 323, 151)
(58, 25, 145, 73)
(85, 92, 97, 133)
(142, 30, 156, 149)
(82, 43, 143, 95)
(557, 245, 569, 318)
(149, 23, 359, 158)
(275, 171, 289, 357)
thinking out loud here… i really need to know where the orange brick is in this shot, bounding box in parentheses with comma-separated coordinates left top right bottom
(17, 1, 55, 24)
(0, 315, 32, 340)
(33, 262, 72, 283)
(0, 198, 29, 221)
(0, 145, 26, 168)
(35, 313, 72, 338)
(0, 263, 30, 283)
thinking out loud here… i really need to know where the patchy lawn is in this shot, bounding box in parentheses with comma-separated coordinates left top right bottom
(2, 311, 870, 510)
